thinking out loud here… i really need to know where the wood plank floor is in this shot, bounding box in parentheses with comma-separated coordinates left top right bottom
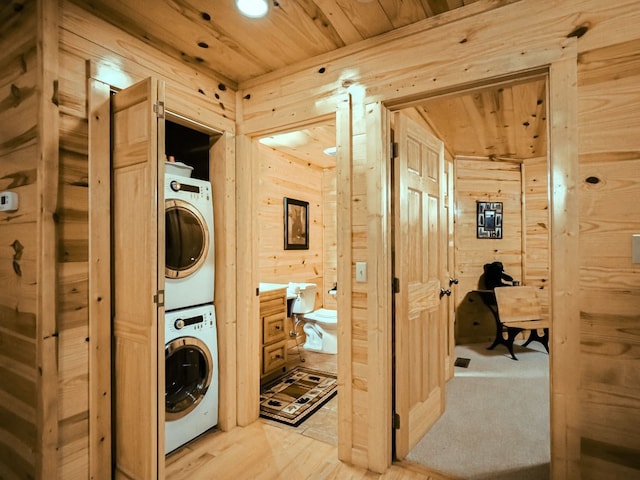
(166, 350, 456, 480)
(165, 420, 459, 480)
(166, 349, 459, 479)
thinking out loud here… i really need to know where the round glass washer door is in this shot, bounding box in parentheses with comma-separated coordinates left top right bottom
(165, 336, 213, 421)
(165, 199, 209, 279)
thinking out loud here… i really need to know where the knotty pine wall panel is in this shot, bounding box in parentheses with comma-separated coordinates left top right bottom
(523, 156, 550, 318)
(57, 31, 91, 476)
(349, 127, 370, 457)
(0, 1, 38, 478)
(577, 41, 640, 476)
(257, 144, 329, 297)
(454, 159, 523, 343)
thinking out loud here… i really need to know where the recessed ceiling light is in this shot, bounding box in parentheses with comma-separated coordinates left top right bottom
(236, 0, 268, 18)
(323, 146, 337, 156)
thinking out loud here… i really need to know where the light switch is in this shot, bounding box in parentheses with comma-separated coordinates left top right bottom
(356, 262, 367, 282)
(633, 234, 640, 264)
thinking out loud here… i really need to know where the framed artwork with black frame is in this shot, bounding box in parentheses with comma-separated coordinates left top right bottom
(477, 201, 503, 239)
(284, 197, 309, 250)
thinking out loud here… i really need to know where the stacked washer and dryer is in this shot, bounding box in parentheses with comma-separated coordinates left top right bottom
(164, 163, 219, 454)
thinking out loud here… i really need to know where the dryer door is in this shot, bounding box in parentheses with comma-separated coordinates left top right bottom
(165, 199, 210, 279)
(165, 336, 213, 421)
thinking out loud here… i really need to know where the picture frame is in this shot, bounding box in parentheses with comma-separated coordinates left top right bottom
(284, 197, 309, 250)
(477, 201, 503, 239)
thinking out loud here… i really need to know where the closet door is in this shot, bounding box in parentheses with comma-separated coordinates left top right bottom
(112, 77, 165, 479)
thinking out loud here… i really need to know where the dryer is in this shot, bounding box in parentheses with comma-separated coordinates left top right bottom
(164, 173, 215, 311)
(165, 304, 219, 454)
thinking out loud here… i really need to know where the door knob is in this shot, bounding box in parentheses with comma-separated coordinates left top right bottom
(440, 288, 451, 298)
(449, 278, 459, 286)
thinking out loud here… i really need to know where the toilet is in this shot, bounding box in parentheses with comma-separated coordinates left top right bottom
(288, 283, 338, 355)
(302, 308, 338, 354)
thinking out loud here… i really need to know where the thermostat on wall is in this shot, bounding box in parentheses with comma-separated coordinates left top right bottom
(0, 191, 18, 212)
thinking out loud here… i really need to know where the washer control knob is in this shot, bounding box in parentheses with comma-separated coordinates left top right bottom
(174, 319, 185, 330)
(170, 180, 181, 192)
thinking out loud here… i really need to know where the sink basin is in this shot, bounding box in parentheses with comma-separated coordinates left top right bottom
(258, 282, 288, 293)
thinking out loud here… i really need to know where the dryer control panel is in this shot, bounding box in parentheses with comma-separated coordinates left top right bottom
(167, 309, 215, 335)
(165, 175, 211, 201)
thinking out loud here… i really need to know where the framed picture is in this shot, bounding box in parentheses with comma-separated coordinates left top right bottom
(284, 197, 309, 250)
(477, 201, 503, 239)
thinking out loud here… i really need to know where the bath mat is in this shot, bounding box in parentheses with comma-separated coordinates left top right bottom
(259, 366, 337, 427)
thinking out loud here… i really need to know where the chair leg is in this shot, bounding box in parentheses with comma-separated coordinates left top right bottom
(505, 327, 522, 360)
(487, 305, 503, 351)
(522, 327, 550, 353)
(487, 321, 503, 351)
(488, 325, 521, 360)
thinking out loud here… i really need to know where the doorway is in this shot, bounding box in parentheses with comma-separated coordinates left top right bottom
(390, 73, 553, 477)
(253, 118, 340, 445)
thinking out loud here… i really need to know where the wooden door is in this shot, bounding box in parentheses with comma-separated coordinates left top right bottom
(112, 77, 165, 479)
(393, 111, 447, 459)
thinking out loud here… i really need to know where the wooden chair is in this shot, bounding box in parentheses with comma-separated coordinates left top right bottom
(490, 286, 550, 360)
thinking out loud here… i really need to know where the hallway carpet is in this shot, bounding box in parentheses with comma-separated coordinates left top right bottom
(406, 342, 550, 480)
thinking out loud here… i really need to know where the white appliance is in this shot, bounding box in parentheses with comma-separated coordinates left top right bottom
(164, 173, 215, 311)
(165, 304, 219, 454)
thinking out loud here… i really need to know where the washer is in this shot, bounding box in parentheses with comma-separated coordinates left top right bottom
(164, 173, 215, 311)
(165, 304, 219, 454)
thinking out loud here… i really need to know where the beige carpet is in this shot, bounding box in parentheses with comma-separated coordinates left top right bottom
(406, 342, 550, 480)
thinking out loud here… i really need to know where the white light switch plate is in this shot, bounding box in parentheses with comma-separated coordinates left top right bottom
(356, 262, 367, 282)
(633, 234, 640, 264)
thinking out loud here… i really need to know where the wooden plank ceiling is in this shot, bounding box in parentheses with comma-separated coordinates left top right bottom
(71, 0, 489, 85)
(71, 0, 546, 165)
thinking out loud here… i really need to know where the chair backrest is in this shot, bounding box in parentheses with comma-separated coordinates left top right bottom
(494, 286, 542, 323)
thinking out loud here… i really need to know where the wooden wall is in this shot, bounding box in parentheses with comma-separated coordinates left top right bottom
(454, 156, 550, 344)
(258, 144, 324, 292)
(0, 1, 38, 478)
(454, 158, 523, 343)
(2, 1, 237, 477)
(257, 143, 338, 308)
(236, 1, 640, 477)
(522, 156, 550, 311)
(577, 39, 640, 478)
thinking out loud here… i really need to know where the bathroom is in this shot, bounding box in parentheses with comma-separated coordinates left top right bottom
(257, 122, 339, 440)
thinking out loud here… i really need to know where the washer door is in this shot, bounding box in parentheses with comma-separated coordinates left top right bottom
(165, 336, 213, 421)
(165, 199, 209, 279)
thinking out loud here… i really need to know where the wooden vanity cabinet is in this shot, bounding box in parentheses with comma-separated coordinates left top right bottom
(260, 288, 288, 379)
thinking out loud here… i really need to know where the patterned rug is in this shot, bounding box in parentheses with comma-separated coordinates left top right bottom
(259, 366, 337, 427)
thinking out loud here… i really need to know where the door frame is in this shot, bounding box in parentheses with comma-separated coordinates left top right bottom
(376, 59, 579, 475)
(235, 109, 348, 433)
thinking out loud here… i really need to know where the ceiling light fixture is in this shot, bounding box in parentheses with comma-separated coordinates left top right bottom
(236, 0, 269, 18)
(323, 146, 337, 156)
